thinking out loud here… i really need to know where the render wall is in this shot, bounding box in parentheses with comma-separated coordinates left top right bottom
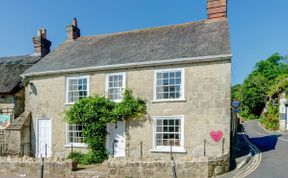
(279, 93, 287, 130)
(25, 60, 231, 161)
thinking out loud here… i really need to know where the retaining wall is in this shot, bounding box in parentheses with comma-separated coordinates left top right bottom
(108, 154, 229, 178)
(0, 155, 73, 177)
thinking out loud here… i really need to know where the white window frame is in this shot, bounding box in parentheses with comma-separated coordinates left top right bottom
(65, 124, 87, 148)
(65, 76, 90, 105)
(153, 68, 185, 102)
(105, 72, 126, 102)
(151, 115, 186, 153)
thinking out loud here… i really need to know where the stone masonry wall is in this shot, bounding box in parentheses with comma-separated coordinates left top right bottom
(25, 59, 231, 161)
(108, 154, 229, 178)
(0, 155, 73, 177)
(108, 159, 208, 178)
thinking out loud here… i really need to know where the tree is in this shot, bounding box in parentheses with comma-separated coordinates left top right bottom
(239, 53, 288, 120)
(231, 84, 242, 101)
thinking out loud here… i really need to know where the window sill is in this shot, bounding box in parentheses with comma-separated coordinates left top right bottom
(64, 144, 88, 148)
(151, 99, 187, 103)
(150, 147, 187, 153)
(64, 103, 74, 106)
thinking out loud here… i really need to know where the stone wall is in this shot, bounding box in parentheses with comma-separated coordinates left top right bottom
(108, 159, 208, 178)
(25, 59, 231, 159)
(108, 154, 229, 178)
(0, 155, 73, 177)
(208, 154, 230, 177)
(4, 112, 31, 155)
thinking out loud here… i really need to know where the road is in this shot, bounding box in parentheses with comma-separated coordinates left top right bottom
(244, 120, 288, 178)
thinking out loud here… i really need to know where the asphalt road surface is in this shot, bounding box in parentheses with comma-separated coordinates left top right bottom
(244, 120, 288, 178)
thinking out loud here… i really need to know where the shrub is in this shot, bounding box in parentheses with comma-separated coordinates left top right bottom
(260, 101, 279, 130)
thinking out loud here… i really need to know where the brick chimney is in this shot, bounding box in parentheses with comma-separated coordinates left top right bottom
(32, 28, 52, 57)
(66, 18, 80, 40)
(207, 0, 227, 19)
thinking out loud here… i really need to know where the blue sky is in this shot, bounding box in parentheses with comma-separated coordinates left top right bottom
(0, 0, 287, 85)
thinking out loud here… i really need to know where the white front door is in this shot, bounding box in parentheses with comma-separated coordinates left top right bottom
(107, 121, 125, 157)
(37, 118, 52, 158)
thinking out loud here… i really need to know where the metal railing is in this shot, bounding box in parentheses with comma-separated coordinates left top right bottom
(203, 138, 225, 157)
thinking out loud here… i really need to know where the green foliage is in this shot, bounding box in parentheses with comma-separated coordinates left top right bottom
(67, 151, 86, 164)
(65, 89, 146, 164)
(67, 151, 105, 165)
(231, 84, 242, 101)
(260, 101, 279, 130)
(239, 53, 288, 120)
(241, 73, 268, 119)
(268, 74, 288, 97)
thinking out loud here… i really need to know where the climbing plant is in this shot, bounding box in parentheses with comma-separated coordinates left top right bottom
(65, 89, 146, 164)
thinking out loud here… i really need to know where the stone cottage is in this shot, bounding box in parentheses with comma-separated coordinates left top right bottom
(0, 29, 51, 155)
(22, 0, 231, 177)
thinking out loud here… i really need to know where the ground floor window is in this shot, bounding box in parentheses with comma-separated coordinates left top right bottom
(153, 116, 185, 152)
(66, 124, 86, 147)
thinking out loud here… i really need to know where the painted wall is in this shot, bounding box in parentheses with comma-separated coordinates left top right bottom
(25, 59, 231, 160)
(279, 92, 287, 130)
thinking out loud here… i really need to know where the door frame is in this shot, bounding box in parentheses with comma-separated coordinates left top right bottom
(106, 121, 126, 157)
(36, 117, 52, 158)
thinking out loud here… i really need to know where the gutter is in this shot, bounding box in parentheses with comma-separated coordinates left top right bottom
(21, 54, 232, 78)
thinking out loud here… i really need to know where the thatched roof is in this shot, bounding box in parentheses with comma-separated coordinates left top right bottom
(0, 55, 40, 94)
(23, 18, 231, 77)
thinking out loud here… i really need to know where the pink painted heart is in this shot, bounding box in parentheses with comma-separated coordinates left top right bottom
(210, 130, 223, 142)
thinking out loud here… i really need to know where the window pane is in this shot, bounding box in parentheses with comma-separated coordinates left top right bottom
(156, 120, 162, 125)
(163, 79, 168, 85)
(169, 127, 174, 132)
(83, 79, 87, 85)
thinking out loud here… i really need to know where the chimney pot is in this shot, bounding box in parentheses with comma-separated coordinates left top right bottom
(41, 28, 47, 39)
(72, 18, 77, 27)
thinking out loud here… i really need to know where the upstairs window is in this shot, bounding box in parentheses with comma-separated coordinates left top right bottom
(66, 76, 89, 104)
(106, 73, 126, 102)
(154, 68, 184, 101)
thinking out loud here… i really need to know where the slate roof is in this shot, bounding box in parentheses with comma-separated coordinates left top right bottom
(0, 55, 40, 94)
(23, 18, 231, 76)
